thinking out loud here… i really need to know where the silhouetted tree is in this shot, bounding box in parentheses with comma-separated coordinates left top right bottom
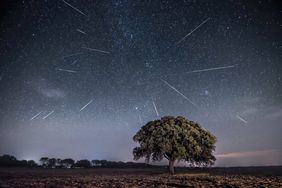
(91, 160, 102, 166)
(27, 160, 37, 167)
(56, 158, 62, 166)
(19, 160, 28, 167)
(0, 155, 38, 167)
(48, 158, 57, 168)
(75, 159, 91, 168)
(133, 116, 217, 174)
(0, 154, 18, 167)
(61, 158, 75, 168)
(100, 160, 108, 167)
(39, 157, 49, 167)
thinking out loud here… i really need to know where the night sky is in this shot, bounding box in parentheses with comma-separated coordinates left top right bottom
(0, 0, 282, 166)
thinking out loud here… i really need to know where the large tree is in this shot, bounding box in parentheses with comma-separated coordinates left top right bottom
(75, 159, 91, 168)
(39, 157, 49, 167)
(61, 158, 75, 168)
(133, 116, 216, 174)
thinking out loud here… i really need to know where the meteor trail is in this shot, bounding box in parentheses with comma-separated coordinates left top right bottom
(82, 47, 110, 54)
(161, 79, 198, 108)
(80, 100, 93, 112)
(138, 115, 143, 126)
(186, 65, 236, 74)
(42, 111, 54, 120)
(56, 68, 77, 73)
(61, 0, 87, 17)
(62, 52, 83, 59)
(175, 18, 210, 46)
(30, 111, 42, 120)
(76, 29, 87, 35)
(236, 115, 247, 124)
(152, 101, 159, 116)
(71, 59, 78, 65)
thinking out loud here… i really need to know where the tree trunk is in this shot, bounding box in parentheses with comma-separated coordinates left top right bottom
(169, 159, 175, 175)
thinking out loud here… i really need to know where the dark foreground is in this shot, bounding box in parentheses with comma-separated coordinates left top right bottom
(0, 167, 281, 188)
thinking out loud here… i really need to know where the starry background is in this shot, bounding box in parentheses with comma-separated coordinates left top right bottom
(0, 0, 281, 166)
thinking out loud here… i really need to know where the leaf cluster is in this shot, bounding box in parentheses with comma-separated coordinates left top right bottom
(133, 116, 216, 166)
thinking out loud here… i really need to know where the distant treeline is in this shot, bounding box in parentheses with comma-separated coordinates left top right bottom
(0, 154, 153, 168)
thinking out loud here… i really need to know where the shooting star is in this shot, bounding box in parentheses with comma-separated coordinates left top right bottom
(175, 17, 210, 46)
(76, 29, 87, 35)
(61, 0, 87, 17)
(80, 100, 93, 112)
(186, 65, 236, 74)
(161, 79, 198, 108)
(82, 47, 110, 54)
(42, 111, 54, 120)
(62, 52, 83, 59)
(56, 68, 77, 73)
(138, 115, 143, 126)
(30, 111, 42, 120)
(152, 101, 159, 116)
(236, 115, 247, 124)
(116, 116, 129, 127)
(71, 59, 78, 65)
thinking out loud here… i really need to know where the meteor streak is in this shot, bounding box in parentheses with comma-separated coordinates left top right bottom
(30, 111, 42, 120)
(76, 29, 87, 35)
(175, 18, 210, 46)
(152, 101, 159, 116)
(62, 52, 83, 59)
(138, 115, 143, 126)
(236, 115, 247, 124)
(161, 79, 198, 108)
(186, 65, 236, 74)
(61, 0, 87, 17)
(56, 68, 77, 73)
(71, 59, 78, 65)
(80, 100, 93, 112)
(82, 47, 110, 54)
(42, 111, 54, 120)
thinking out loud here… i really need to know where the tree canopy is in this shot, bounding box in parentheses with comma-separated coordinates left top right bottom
(0, 154, 37, 167)
(133, 116, 217, 174)
(74, 159, 91, 168)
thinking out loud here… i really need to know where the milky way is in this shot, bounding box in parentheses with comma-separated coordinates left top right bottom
(0, 1, 281, 166)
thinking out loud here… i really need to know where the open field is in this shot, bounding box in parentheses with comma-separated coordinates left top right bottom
(0, 167, 281, 187)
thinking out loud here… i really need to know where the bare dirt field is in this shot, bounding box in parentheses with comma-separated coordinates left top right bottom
(0, 167, 281, 188)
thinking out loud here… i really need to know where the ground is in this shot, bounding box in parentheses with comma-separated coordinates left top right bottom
(0, 167, 281, 187)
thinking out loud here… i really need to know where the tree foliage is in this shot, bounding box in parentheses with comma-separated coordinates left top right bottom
(133, 116, 216, 173)
(61, 158, 75, 168)
(39, 157, 49, 167)
(74, 159, 91, 168)
(0, 155, 38, 167)
(48, 158, 57, 168)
